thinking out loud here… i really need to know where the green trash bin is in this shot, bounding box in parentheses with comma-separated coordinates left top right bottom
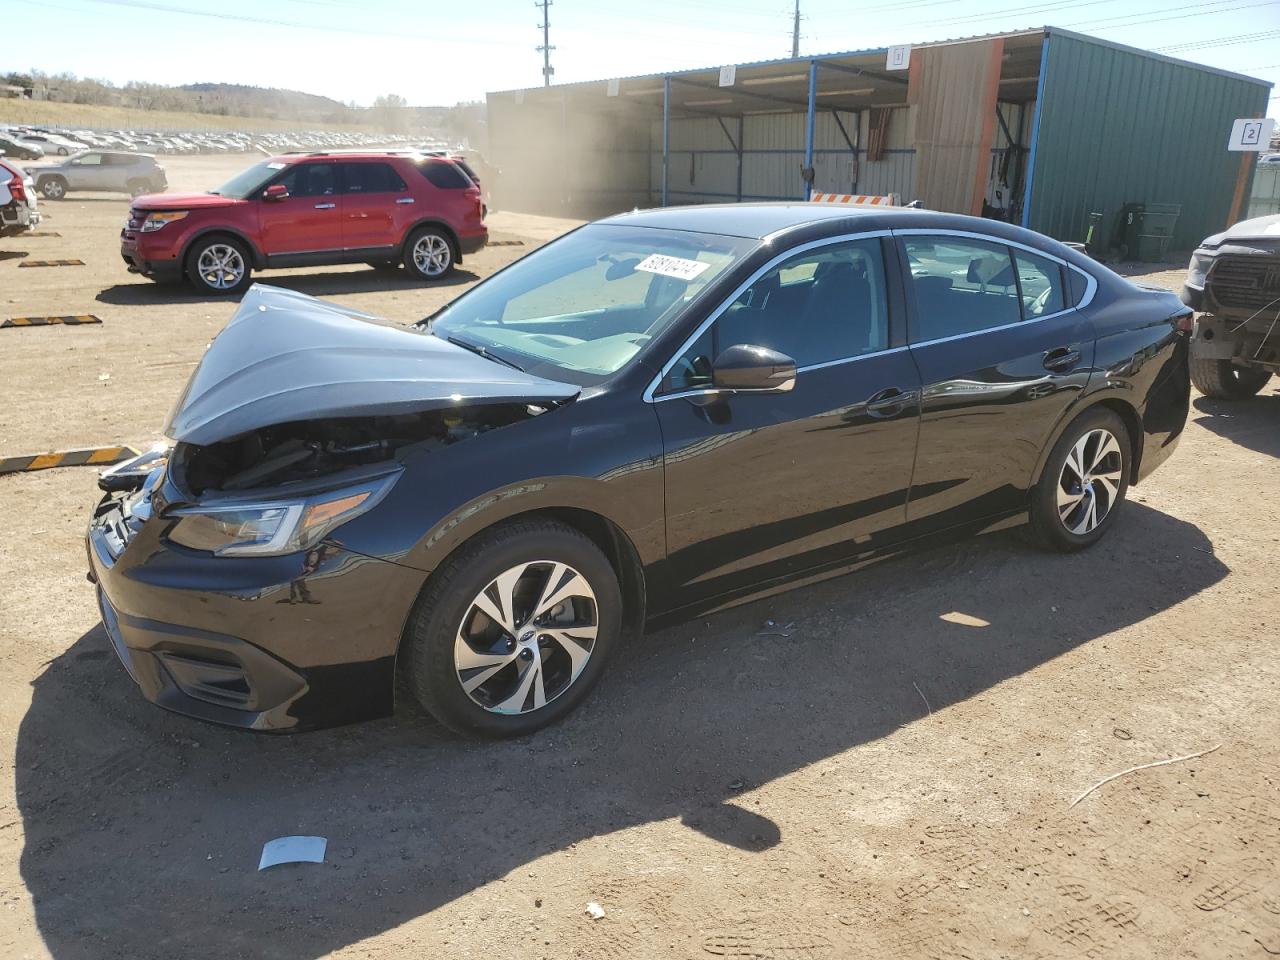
(1135, 202, 1181, 262)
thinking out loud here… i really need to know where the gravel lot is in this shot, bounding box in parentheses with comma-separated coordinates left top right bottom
(1, 155, 1277, 960)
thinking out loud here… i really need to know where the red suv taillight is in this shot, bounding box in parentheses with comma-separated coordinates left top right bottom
(7, 173, 25, 204)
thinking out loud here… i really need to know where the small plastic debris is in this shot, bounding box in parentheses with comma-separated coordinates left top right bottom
(586, 901, 606, 920)
(728, 778, 745, 791)
(97, 372, 111, 381)
(258, 835, 327, 870)
(1113, 728, 1133, 740)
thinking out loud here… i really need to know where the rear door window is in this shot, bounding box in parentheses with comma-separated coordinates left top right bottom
(73, 153, 103, 166)
(341, 162, 407, 195)
(1014, 250, 1066, 317)
(903, 236, 1021, 342)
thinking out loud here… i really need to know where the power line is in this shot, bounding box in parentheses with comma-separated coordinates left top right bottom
(1073, 0, 1280, 31)
(536, 0, 555, 87)
(1157, 28, 1280, 52)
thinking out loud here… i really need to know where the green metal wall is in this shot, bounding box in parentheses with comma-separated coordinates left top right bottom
(1025, 30, 1271, 251)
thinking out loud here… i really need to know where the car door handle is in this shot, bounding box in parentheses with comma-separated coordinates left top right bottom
(865, 387, 918, 417)
(1043, 347, 1081, 372)
(395, 197, 415, 204)
(314, 202, 336, 210)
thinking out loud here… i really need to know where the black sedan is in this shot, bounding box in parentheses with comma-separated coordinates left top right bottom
(87, 205, 1192, 737)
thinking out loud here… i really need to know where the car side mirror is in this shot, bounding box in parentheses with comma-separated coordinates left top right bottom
(263, 183, 289, 201)
(712, 344, 797, 393)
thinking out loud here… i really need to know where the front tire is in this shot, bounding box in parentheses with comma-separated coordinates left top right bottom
(186, 236, 252, 296)
(1029, 407, 1130, 552)
(1190, 357, 1271, 400)
(403, 226, 455, 280)
(402, 519, 623, 738)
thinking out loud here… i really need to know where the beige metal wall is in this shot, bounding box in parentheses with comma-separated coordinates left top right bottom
(910, 38, 1005, 215)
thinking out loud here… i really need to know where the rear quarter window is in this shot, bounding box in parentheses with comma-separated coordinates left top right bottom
(1068, 268, 1091, 307)
(419, 160, 472, 190)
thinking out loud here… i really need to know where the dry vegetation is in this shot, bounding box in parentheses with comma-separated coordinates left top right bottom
(0, 98, 382, 134)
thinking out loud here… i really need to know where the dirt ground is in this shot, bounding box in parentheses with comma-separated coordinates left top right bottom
(1, 155, 1278, 960)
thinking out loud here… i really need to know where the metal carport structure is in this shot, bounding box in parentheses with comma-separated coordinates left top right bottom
(487, 27, 1271, 248)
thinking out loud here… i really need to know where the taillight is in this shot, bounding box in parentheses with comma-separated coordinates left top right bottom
(7, 174, 24, 203)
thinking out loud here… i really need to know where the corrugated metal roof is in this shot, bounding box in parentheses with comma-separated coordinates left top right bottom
(489, 26, 1270, 98)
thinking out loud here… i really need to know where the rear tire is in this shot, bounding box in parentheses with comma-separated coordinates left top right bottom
(126, 179, 150, 198)
(186, 236, 252, 296)
(402, 226, 456, 281)
(39, 177, 67, 201)
(402, 519, 622, 739)
(1190, 357, 1271, 400)
(1029, 407, 1131, 553)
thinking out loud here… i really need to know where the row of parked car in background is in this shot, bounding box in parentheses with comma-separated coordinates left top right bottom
(0, 124, 426, 159)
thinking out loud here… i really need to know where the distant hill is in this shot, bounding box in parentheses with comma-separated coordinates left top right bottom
(178, 83, 352, 123)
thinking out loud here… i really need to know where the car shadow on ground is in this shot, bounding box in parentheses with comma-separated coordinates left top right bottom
(94, 269, 482, 306)
(17, 503, 1226, 960)
(0, 250, 28, 262)
(1192, 392, 1280, 458)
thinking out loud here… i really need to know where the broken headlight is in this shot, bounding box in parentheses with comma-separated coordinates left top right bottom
(1185, 251, 1215, 291)
(165, 472, 397, 557)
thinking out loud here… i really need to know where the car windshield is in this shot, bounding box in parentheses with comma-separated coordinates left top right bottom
(211, 159, 286, 198)
(427, 224, 756, 384)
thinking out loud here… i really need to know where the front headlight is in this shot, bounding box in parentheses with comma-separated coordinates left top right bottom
(1185, 251, 1215, 290)
(140, 211, 188, 232)
(165, 473, 396, 557)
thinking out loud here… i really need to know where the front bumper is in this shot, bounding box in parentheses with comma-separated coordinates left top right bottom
(120, 230, 184, 282)
(86, 483, 425, 731)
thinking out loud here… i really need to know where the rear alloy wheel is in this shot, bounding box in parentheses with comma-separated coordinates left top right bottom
(1190, 357, 1272, 400)
(40, 177, 66, 201)
(127, 179, 150, 198)
(187, 237, 252, 296)
(402, 519, 622, 738)
(403, 227, 455, 280)
(1030, 408, 1130, 552)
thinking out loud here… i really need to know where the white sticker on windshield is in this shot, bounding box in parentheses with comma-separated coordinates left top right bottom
(634, 254, 711, 282)
(267, 162, 286, 170)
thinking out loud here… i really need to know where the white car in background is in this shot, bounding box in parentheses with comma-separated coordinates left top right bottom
(0, 157, 40, 237)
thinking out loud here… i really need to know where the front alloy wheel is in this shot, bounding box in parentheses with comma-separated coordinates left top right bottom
(455, 561, 598, 715)
(188, 239, 251, 295)
(402, 518, 622, 738)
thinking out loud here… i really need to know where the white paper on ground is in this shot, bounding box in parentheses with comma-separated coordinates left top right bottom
(258, 835, 327, 870)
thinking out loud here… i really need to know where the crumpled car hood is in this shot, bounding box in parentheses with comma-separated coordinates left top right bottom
(164, 284, 580, 445)
(1210, 213, 1280, 246)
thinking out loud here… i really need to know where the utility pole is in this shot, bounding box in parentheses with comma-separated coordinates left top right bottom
(536, 0, 555, 87)
(790, 0, 801, 58)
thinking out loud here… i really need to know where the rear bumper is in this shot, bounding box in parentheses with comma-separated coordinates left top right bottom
(459, 230, 488, 255)
(1, 201, 39, 231)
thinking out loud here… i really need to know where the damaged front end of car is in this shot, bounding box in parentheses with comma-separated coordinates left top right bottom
(86, 284, 580, 730)
(1181, 215, 1280, 373)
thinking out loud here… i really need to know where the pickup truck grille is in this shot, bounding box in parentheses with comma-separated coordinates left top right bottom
(1208, 256, 1280, 313)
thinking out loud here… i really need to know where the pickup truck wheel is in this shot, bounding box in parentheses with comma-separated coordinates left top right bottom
(186, 237, 252, 296)
(39, 177, 67, 201)
(1029, 407, 1130, 553)
(1190, 357, 1271, 400)
(403, 227, 455, 280)
(402, 519, 622, 739)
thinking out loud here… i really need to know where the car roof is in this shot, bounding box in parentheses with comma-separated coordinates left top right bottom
(600, 202, 943, 239)
(602, 202, 1073, 248)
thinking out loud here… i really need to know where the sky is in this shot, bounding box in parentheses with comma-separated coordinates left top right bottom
(4, 0, 1279, 117)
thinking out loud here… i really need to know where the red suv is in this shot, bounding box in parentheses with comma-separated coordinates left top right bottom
(121, 152, 487, 295)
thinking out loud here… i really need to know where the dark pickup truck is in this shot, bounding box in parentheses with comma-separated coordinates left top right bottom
(1181, 213, 1280, 399)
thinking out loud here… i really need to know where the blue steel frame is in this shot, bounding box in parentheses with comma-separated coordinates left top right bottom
(1020, 36, 1051, 227)
(804, 59, 818, 200)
